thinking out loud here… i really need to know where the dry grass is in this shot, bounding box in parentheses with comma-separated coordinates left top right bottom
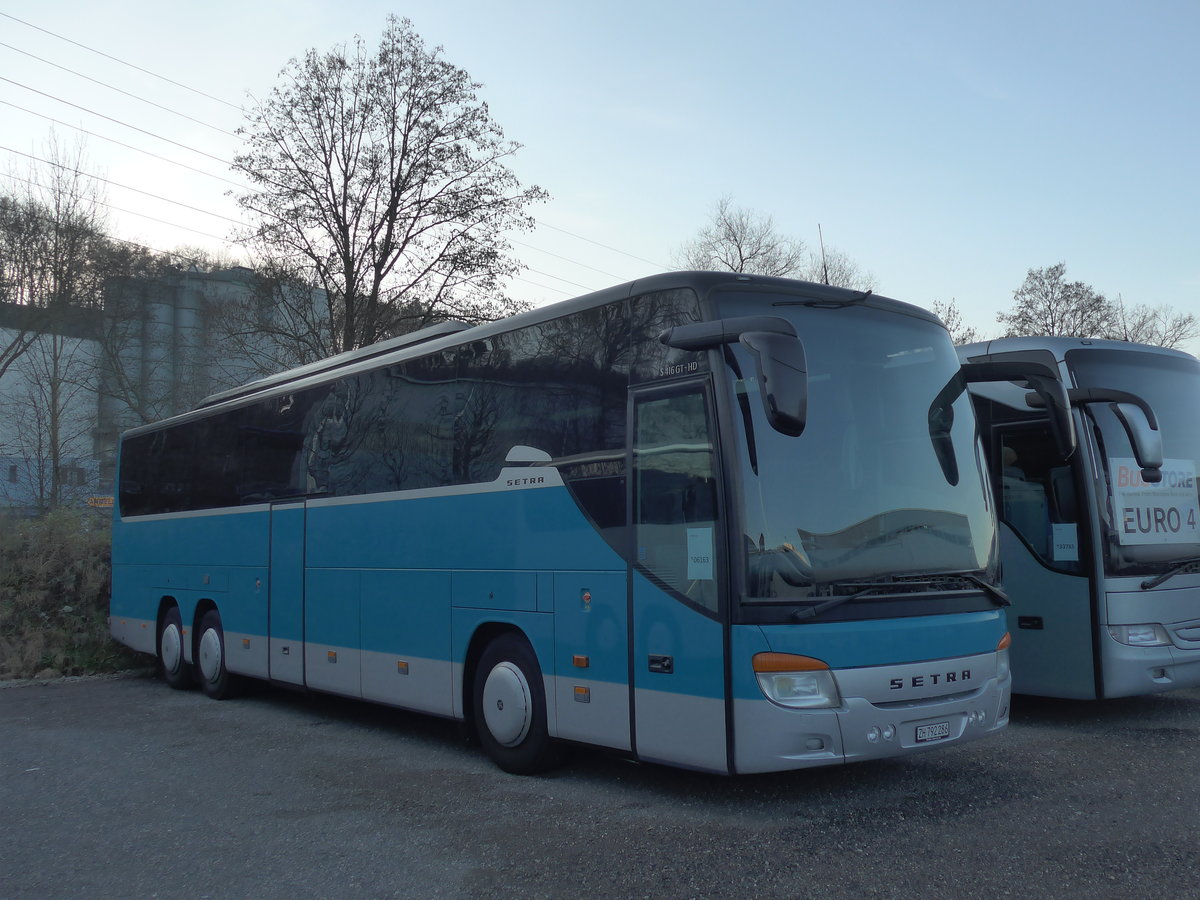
(0, 510, 141, 679)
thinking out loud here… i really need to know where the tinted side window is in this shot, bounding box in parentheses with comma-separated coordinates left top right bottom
(214, 391, 318, 506)
(302, 349, 460, 497)
(120, 300, 641, 516)
(549, 303, 630, 537)
(629, 289, 707, 384)
(388, 351, 460, 491)
(119, 386, 327, 516)
(457, 309, 629, 465)
(454, 305, 630, 536)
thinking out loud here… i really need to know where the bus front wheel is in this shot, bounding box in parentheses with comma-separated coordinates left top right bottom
(196, 610, 243, 700)
(157, 606, 192, 690)
(473, 633, 562, 774)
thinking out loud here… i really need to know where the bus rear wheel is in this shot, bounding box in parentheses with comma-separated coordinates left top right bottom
(473, 633, 562, 774)
(196, 610, 243, 700)
(157, 606, 192, 690)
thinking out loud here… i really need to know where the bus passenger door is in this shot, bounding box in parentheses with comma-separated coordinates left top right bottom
(630, 384, 729, 773)
(993, 426, 1097, 698)
(268, 500, 306, 686)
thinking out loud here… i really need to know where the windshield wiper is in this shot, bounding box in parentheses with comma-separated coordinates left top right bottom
(792, 585, 886, 621)
(1141, 557, 1200, 591)
(962, 574, 1010, 607)
(792, 573, 1008, 621)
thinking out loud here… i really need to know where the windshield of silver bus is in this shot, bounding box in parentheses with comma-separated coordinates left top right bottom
(716, 295, 998, 612)
(1067, 348, 1200, 576)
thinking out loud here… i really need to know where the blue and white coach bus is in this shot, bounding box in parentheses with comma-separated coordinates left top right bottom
(112, 272, 1028, 774)
(959, 336, 1200, 700)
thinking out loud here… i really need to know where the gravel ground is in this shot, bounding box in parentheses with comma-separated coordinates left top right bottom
(3, 672, 1198, 899)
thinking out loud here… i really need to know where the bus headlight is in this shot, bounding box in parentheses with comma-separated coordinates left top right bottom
(1108, 624, 1171, 647)
(753, 652, 841, 709)
(996, 632, 1012, 683)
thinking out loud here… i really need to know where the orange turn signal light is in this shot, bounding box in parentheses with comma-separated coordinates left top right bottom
(752, 652, 829, 673)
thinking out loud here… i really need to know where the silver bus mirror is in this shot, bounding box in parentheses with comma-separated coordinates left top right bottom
(738, 330, 808, 438)
(1110, 402, 1163, 482)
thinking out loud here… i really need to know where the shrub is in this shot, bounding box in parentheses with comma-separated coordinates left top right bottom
(0, 509, 141, 679)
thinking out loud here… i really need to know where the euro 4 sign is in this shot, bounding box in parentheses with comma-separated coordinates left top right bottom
(1110, 458, 1200, 546)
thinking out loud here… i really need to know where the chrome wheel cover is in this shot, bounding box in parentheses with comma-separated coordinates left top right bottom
(198, 625, 223, 684)
(160, 621, 182, 675)
(481, 661, 532, 747)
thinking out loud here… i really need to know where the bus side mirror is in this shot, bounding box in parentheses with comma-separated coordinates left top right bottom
(1019, 373, 1076, 460)
(738, 331, 808, 437)
(932, 359, 1078, 487)
(1110, 402, 1163, 482)
(660, 315, 809, 437)
(957, 361, 1077, 458)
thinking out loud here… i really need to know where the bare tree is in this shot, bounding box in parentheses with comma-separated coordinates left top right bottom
(0, 135, 113, 509)
(675, 196, 806, 277)
(233, 15, 546, 356)
(997, 263, 1116, 338)
(0, 197, 48, 379)
(1107, 295, 1198, 350)
(997, 263, 1196, 350)
(204, 259, 333, 376)
(1, 324, 99, 511)
(931, 298, 982, 345)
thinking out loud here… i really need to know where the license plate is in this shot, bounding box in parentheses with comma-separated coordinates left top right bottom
(916, 721, 951, 743)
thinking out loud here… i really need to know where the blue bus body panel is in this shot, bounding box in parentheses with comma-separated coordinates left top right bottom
(551, 572, 629, 685)
(359, 570, 453, 660)
(112, 508, 270, 570)
(111, 508, 271, 657)
(304, 486, 621, 573)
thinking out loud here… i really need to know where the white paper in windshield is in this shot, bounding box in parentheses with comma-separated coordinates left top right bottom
(1110, 458, 1200, 545)
(1052, 523, 1079, 561)
(687, 527, 714, 580)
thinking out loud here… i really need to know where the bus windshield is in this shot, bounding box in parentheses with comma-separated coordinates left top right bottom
(716, 294, 997, 613)
(1067, 348, 1200, 576)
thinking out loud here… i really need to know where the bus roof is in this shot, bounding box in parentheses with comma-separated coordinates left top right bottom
(958, 335, 1197, 365)
(128, 271, 941, 439)
(197, 320, 473, 408)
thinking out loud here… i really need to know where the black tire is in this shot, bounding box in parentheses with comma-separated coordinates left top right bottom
(157, 605, 193, 690)
(195, 610, 244, 700)
(472, 632, 562, 774)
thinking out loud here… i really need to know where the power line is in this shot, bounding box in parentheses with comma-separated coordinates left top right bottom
(3, 170, 240, 245)
(1, 80, 648, 282)
(0, 41, 240, 137)
(509, 238, 623, 280)
(3, 135, 639, 285)
(0, 100, 247, 189)
(522, 266, 595, 293)
(1, 146, 245, 226)
(509, 275, 575, 297)
(0, 11, 243, 111)
(535, 221, 669, 269)
(0, 23, 668, 285)
(0, 76, 232, 166)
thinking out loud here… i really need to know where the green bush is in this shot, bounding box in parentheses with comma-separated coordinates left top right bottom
(0, 509, 141, 679)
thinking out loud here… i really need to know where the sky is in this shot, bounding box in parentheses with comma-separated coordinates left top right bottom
(2, 0, 1198, 354)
